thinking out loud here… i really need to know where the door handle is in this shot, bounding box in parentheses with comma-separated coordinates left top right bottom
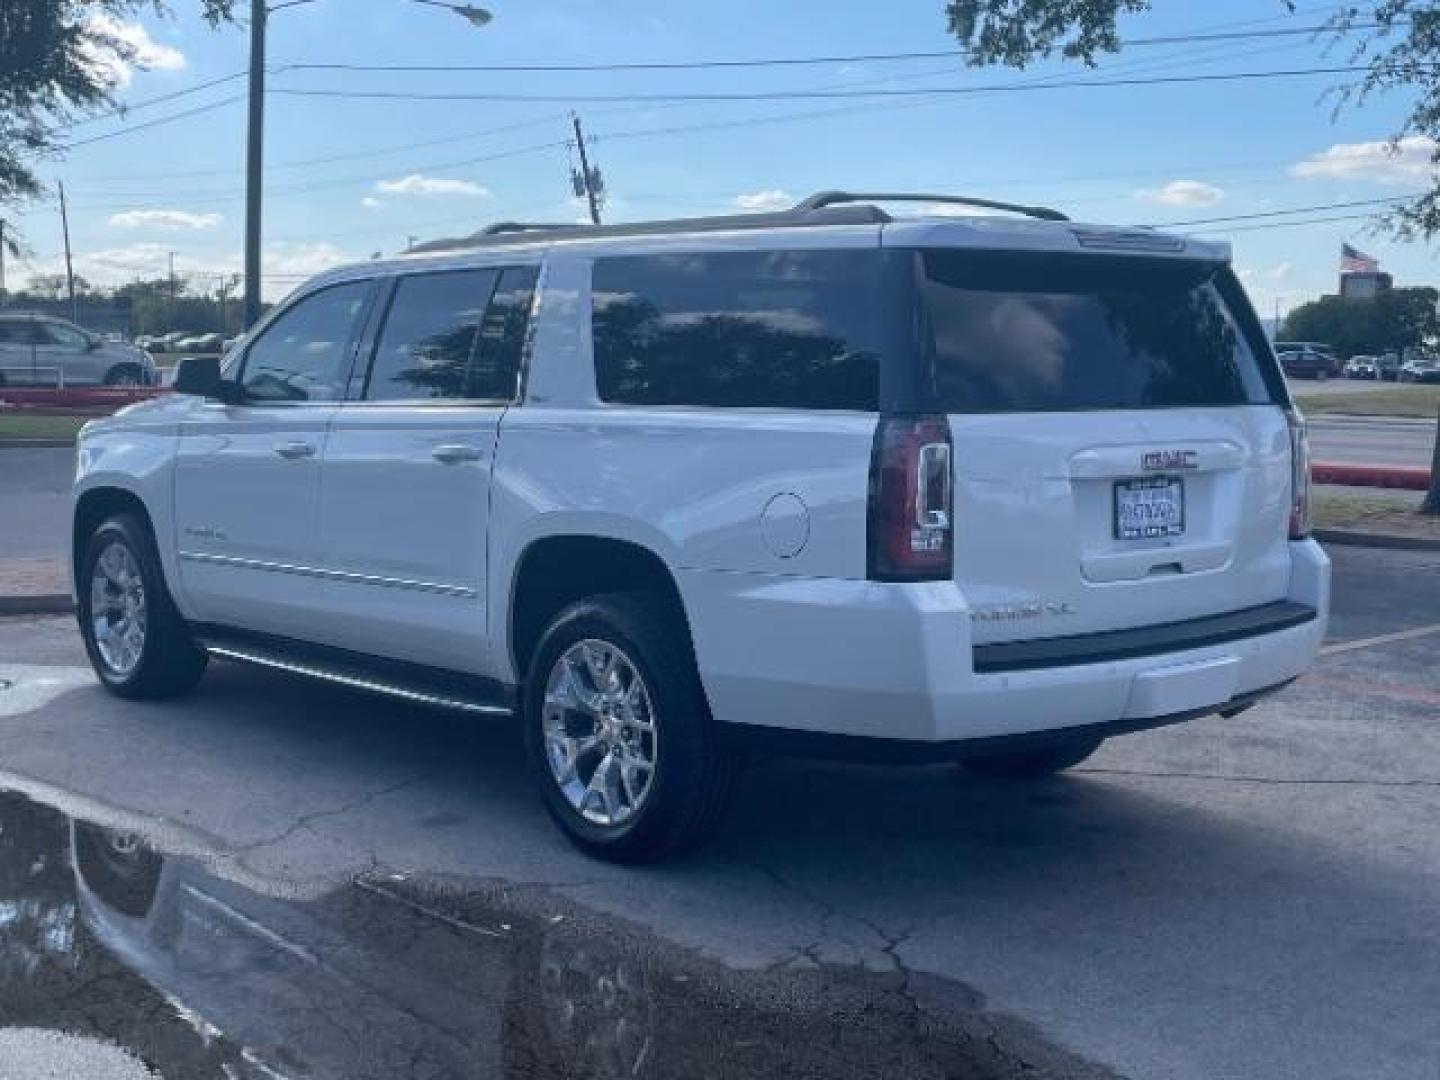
(273, 440, 316, 460)
(432, 443, 484, 465)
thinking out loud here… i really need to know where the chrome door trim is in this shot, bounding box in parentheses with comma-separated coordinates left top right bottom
(178, 551, 478, 599)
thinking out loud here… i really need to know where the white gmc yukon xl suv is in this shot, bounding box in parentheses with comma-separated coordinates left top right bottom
(72, 192, 1329, 862)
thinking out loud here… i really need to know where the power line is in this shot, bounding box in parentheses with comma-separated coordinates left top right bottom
(56, 71, 250, 130)
(60, 95, 245, 149)
(1155, 194, 1420, 228)
(272, 21, 1392, 75)
(265, 64, 1415, 104)
(1194, 212, 1384, 235)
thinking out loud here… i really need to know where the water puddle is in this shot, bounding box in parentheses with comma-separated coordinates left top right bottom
(0, 788, 1096, 1079)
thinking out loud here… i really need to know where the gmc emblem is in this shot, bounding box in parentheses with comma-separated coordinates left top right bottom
(1141, 450, 1199, 471)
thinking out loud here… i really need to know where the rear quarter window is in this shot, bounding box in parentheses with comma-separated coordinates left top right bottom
(919, 251, 1277, 412)
(591, 250, 884, 411)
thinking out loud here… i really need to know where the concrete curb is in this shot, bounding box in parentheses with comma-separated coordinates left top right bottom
(0, 594, 73, 617)
(1314, 527, 1440, 553)
(1311, 462, 1431, 491)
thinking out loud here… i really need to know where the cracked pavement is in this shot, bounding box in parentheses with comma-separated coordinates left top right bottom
(0, 543, 1437, 1078)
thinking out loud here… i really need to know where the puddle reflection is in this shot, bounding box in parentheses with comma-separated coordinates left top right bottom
(0, 790, 1011, 1079)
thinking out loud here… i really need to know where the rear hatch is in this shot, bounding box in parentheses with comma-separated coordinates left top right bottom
(910, 246, 1293, 645)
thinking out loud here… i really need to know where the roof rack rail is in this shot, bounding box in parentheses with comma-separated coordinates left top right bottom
(403, 189, 1069, 254)
(793, 190, 1069, 222)
(477, 222, 576, 236)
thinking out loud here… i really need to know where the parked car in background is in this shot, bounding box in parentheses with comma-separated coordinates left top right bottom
(1274, 342, 1336, 367)
(1278, 347, 1336, 380)
(1377, 353, 1402, 381)
(1344, 355, 1379, 379)
(0, 312, 156, 387)
(1399, 357, 1440, 383)
(72, 192, 1328, 862)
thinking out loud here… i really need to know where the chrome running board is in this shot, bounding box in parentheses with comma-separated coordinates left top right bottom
(196, 626, 515, 717)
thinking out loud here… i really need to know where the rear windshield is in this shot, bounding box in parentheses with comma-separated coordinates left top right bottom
(919, 251, 1277, 413)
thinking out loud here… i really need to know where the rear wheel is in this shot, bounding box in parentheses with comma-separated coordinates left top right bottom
(104, 363, 142, 387)
(960, 736, 1104, 779)
(77, 513, 207, 699)
(523, 593, 737, 863)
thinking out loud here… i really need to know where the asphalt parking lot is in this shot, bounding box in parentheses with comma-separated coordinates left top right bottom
(0, 543, 1437, 1079)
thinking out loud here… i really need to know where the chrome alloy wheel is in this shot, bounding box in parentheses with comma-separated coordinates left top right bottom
(90, 540, 147, 676)
(542, 639, 658, 827)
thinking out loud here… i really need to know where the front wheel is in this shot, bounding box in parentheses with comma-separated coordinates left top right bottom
(77, 514, 207, 699)
(959, 736, 1104, 779)
(523, 593, 737, 863)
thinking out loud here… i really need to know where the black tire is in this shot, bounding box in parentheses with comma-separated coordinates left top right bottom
(77, 513, 207, 699)
(523, 592, 737, 864)
(103, 363, 142, 387)
(72, 822, 164, 918)
(960, 736, 1104, 779)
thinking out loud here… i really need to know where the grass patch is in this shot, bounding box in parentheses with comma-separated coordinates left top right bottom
(1312, 486, 1440, 540)
(0, 413, 90, 442)
(1293, 385, 1440, 418)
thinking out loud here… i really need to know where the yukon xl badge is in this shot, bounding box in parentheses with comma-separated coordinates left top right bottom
(1141, 450, 1198, 472)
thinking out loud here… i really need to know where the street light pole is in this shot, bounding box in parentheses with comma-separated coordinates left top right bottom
(243, 0, 266, 330)
(241, 0, 489, 331)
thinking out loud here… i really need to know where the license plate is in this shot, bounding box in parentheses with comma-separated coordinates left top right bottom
(1114, 477, 1185, 539)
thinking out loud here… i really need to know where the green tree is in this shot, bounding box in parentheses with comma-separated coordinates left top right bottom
(1282, 287, 1440, 359)
(944, 1, 1440, 238)
(0, 1, 236, 254)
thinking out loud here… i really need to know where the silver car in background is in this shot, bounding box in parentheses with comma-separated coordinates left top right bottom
(0, 312, 156, 387)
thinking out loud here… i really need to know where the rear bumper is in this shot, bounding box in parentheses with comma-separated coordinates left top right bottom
(679, 539, 1329, 744)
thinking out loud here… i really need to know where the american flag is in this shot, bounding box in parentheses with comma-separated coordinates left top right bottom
(1341, 243, 1379, 274)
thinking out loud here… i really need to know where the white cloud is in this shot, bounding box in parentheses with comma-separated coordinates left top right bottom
(734, 189, 794, 212)
(1269, 262, 1293, 281)
(1133, 180, 1226, 208)
(1290, 136, 1438, 184)
(360, 196, 384, 209)
(375, 174, 490, 198)
(82, 15, 185, 88)
(108, 209, 222, 231)
(263, 241, 354, 278)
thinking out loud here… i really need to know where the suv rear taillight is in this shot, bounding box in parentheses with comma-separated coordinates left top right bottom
(868, 415, 953, 580)
(1286, 408, 1311, 539)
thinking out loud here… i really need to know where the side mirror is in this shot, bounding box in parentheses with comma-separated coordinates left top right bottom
(174, 355, 243, 404)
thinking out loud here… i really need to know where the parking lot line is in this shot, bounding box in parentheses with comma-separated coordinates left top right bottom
(1319, 621, 1440, 657)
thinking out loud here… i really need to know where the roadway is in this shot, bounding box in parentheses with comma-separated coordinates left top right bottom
(1307, 414, 1434, 468)
(0, 544, 1437, 1078)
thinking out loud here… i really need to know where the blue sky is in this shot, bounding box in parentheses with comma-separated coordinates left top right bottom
(8, 0, 1437, 314)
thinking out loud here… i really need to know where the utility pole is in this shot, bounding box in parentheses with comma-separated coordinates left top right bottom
(168, 251, 178, 323)
(243, 0, 266, 330)
(58, 181, 77, 323)
(571, 114, 603, 226)
(0, 219, 7, 306)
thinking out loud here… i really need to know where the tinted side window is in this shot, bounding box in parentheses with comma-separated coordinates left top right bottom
(0, 322, 23, 344)
(40, 323, 87, 348)
(241, 280, 370, 403)
(365, 269, 499, 401)
(919, 252, 1274, 412)
(592, 250, 882, 410)
(472, 265, 539, 400)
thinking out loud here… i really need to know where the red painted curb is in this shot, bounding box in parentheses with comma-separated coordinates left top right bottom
(1311, 462, 1431, 491)
(0, 387, 168, 409)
